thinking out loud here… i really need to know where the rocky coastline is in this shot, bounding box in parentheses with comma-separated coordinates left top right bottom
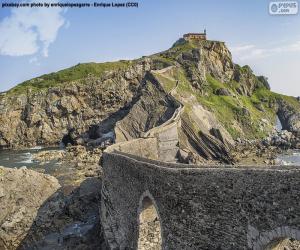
(0, 37, 300, 249)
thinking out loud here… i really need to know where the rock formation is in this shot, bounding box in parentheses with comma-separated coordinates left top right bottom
(0, 36, 300, 249)
(1, 38, 299, 165)
(0, 166, 60, 249)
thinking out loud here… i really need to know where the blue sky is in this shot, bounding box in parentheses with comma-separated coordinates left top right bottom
(0, 0, 300, 96)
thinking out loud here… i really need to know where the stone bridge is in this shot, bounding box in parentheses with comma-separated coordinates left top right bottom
(101, 150, 300, 249)
(100, 73, 300, 249)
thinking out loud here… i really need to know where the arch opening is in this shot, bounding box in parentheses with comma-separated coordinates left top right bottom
(265, 238, 300, 250)
(137, 195, 162, 250)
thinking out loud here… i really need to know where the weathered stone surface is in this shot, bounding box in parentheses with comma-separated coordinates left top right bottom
(101, 152, 300, 250)
(19, 177, 106, 250)
(114, 73, 178, 143)
(257, 76, 270, 90)
(0, 61, 151, 149)
(277, 99, 300, 135)
(1, 39, 299, 158)
(214, 87, 232, 96)
(0, 166, 60, 250)
(137, 196, 162, 250)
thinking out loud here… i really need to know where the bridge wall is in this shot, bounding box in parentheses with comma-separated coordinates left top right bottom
(101, 152, 300, 250)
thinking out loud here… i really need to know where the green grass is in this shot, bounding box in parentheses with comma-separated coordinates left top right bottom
(176, 74, 278, 139)
(162, 41, 195, 61)
(153, 73, 176, 93)
(253, 87, 300, 110)
(151, 55, 176, 68)
(206, 74, 225, 91)
(7, 60, 132, 95)
(175, 69, 193, 94)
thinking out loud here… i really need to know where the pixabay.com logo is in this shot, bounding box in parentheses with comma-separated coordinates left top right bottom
(269, 1, 298, 15)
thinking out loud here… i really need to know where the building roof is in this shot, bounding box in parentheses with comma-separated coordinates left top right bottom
(183, 33, 206, 36)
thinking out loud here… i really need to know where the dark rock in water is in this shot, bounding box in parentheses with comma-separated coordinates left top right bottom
(262, 129, 300, 150)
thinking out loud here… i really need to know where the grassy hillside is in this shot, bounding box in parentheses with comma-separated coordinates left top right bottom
(154, 65, 300, 140)
(7, 60, 132, 95)
(5, 38, 299, 141)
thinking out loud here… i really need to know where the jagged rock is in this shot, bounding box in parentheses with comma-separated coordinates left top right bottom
(241, 108, 250, 116)
(233, 65, 258, 96)
(114, 73, 177, 142)
(0, 61, 151, 149)
(180, 117, 233, 164)
(214, 88, 232, 96)
(257, 76, 270, 90)
(175, 41, 234, 89)
(0, 166, 60, 250)
(277, 99, 300, 135)
(18, 177, 106, 250)
(254, 103, 265, 112)
(33, 150, 66, 162)
(0, 38, 299, 164)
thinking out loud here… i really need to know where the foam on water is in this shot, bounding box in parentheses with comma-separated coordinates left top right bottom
(18, 153, 33, 163)
(0, 147, 59, 169)
(29, 146, 43, 150)
(276, 150, 300, 166)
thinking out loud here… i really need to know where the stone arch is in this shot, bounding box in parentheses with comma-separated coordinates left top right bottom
(248, 225, 300, 250)
(137, 190, 162, 250)
(264, 237, 300, 250)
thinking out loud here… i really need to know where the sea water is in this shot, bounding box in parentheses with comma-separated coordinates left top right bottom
(276, 150, 300, 166)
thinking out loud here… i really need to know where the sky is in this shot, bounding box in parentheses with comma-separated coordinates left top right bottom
(0, 0, 300, 96)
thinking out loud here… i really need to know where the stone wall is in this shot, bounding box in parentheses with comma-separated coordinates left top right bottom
(101, 152, 300, 250)
(106, 101, 182, 163)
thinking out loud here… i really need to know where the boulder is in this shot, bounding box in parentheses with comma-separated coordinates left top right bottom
(0, 166, 60, 249)
(214, 88, 232, 96)
(277, 99, 300, 135)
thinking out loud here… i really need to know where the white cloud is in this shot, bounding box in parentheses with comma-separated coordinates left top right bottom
(230, 45, 255, 53)
(286, 41, 300, 52)
(229, 40, 300, 61)
(0, 0, 65, 57)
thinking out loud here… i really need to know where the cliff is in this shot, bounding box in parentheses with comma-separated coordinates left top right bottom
(0, 38, 299, 162)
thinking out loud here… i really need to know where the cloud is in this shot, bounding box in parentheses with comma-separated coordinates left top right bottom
(230, 40, 300, 61)
(230, 45, 255, 53)
(0, 0, 65, 57)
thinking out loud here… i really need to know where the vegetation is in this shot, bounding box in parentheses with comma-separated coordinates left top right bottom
(153, 73, 176, 93)
(155, 66, 282, 139)
(7, 60, 132, 95)
(6, 37, 299, 142)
